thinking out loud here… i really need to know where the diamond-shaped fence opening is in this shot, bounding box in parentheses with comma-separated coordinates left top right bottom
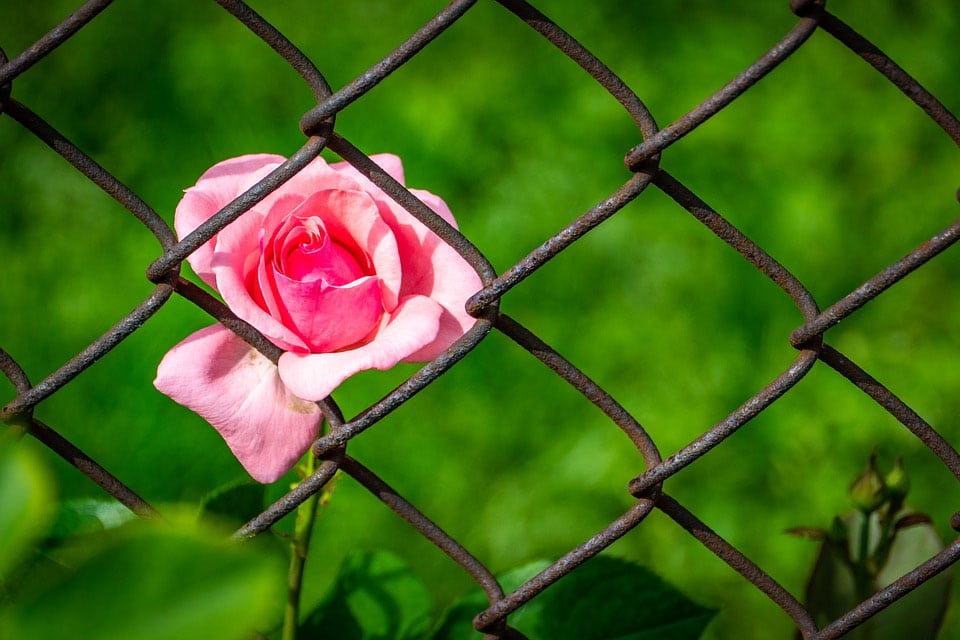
(1, 1, 959, 638)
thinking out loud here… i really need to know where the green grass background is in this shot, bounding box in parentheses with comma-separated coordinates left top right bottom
(2, 1, 959, 637)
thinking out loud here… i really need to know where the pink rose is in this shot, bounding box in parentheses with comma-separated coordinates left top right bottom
(154, 153, 481, 482)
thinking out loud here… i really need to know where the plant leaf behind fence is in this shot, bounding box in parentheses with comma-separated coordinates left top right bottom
(299, 549, 433, 640)
(432, 556, 715, 640)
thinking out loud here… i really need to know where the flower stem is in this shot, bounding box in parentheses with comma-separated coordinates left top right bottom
(282, 454, 320, 640)
(853, 510, 875, 601)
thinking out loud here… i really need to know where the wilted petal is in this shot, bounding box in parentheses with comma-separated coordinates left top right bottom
(277, 295, 443, 401)
(154, 325, 321, 483)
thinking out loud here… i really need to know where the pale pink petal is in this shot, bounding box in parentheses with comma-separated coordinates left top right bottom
(154, 325, 321, 483)
(408, 188, 458, 228)
(398, 236, 480, 362)
(374, 188, 481, 358)
(274, 154, 369, 199)
(402, 304, 477, 362)
(330, 153, 406, 189)
(277, 295, 443, 401)
(175, 154, 284, 287)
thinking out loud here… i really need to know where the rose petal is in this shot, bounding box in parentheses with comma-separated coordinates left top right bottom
(154, 325, 321, 483)
(277, 295, 443, 401)
(374, 188, 481, 358)
(212, 197, 309, 352)
(271, 216, 364, 284)
(402, 304, 476, 362)
(176, 154, 285, 287)
(262, 189, 404, 312)
(330, 153, 406, 189)
(272, 154, 374, 202)
(271, 273, 383, 352)
(408, 187, 458, 228)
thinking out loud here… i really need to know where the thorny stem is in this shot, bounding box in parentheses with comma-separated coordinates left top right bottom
(282, 454, 320, 640)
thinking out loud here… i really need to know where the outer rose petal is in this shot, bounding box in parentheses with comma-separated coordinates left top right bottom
(268, 153, 383, 204)
(154, 325, 321, 483)
(402, 304, 477, 363)
(330, 153, 406, 190)
(176, 154, 284, 288)
(277, 295, 443, 402)
(374, 188, 481, 359)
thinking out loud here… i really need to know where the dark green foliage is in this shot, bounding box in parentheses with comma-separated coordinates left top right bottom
(306, 553, 712, 640)
(433, 557, 714, 640)
(300, 551, 433, 640)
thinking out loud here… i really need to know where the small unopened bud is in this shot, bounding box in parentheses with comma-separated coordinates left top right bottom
(884, 456, 910, 501)
(850, 452, 886, 514)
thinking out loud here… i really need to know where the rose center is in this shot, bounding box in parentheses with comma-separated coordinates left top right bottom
(273, 216, 367, 284)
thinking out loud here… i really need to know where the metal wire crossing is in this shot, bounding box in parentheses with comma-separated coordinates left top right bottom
(2, 0, 959, 638)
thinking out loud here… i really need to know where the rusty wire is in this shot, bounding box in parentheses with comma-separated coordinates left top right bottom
(2, 0, 959, 638)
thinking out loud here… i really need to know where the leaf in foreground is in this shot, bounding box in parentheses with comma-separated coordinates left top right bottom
(1, 521, 284, 640)
(0, 444, 54, 581)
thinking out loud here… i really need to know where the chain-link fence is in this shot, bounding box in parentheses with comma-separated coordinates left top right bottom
(2, 0, 959, 638)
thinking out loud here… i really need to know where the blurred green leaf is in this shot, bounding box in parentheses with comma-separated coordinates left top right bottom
(300, 550, 432, 640)
(46, 498, 137, 541)
(0, 521, 285, 640)
(432, 557, 714, 640)
(199, 478, 267, 528)
(0, 443, 54, 581)
(528, 556, 715, 639)
(430, 560, 552, 640)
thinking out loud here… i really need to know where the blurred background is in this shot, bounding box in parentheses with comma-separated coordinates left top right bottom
(1, 1, 959, 637)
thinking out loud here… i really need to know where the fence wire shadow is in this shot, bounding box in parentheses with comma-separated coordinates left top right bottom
(2, 0, 959, 638)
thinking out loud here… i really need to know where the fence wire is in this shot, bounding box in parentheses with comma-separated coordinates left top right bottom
(2, 0, 959, 638)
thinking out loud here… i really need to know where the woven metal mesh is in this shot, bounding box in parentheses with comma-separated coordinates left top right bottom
(2, 1, 959, 637)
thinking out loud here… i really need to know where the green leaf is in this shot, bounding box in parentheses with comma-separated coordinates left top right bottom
(528, 556, 715, 640)
(0, 444, 54, 581)
(430, 560, 551, 640)
(300, 550, 432, 640)
(0, 520, 285, 640)
(46, 498, 137, 541)
(871, 513, 950, 640)
(199, 479, 266, 527)
(432, 557, 714, 640)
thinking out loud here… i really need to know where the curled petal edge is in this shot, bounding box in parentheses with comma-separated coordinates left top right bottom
(277, 295, 444, 402)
